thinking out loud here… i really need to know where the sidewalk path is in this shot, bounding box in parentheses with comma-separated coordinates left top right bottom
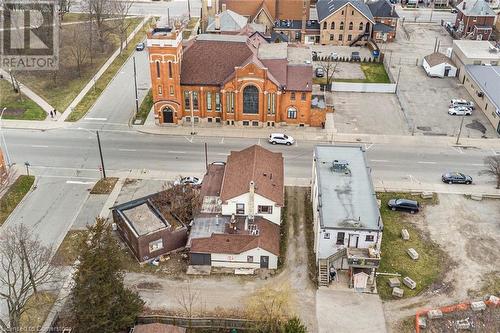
(59, 15, 151, 122)
(0, 69, 54, 115)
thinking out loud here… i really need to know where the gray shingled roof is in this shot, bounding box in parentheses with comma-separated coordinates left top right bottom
(373, 22, 395, 33)
(367, 0, 399, 18)
(465, 65, 500, 112)
(317, 0, 375, 23)
(458, 0, 495, 16)
(206, 9, 248, 32)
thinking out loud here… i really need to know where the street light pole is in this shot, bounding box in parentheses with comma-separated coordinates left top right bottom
(455, 112, 466, 145)
(133, 56, 139, 115)
(0, 107, 12, 167)
(96, 130, 106, 179)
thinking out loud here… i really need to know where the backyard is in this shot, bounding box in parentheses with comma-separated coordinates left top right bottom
(313, 62, 391, 84)
(0, 81, 46, 120)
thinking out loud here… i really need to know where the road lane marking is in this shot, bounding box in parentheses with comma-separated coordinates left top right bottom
(216, 153, 229, 156)
(417, 161, 437, 164)
(118, 148, 137, 152)
(31, 145, 49, 148)
(364, 143, 374, 151)
(84, 117, 107, 121)
(471, 163, 484, 166)
(167, 150, 187, 154)
(66, 180, 94, 185)
(219, 137, 224, 144)
(370, 159, 389, 163)
(185, 136, 193, 143)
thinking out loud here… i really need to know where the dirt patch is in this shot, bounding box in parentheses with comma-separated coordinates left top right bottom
(425, 306, 500, 332)
(90, 177, 119, 194)
(465, 236, 500, 264)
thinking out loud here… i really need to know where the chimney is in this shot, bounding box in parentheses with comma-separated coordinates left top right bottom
(462, 1, 466, 10)
(215, 14, 221, 30)
(221, 2, 226, 13)
(248, 181, 255, 221)
(391, 5, 395, 16)
(244, 216, 249, 231)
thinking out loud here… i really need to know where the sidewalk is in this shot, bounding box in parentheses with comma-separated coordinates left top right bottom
(59, 15, 151, 122)
(134, 123, 500, 149)
(1, 119, 67, 130)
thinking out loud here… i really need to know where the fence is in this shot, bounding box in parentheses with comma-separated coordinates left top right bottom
(330, 82, 396, 93)
(136, 315, 258, 330)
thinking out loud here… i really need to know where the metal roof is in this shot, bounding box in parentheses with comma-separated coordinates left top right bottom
(465, 65, 500, 112)
(314, 145, 382, 231)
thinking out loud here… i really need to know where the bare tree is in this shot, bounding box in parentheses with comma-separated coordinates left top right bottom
(246, 285, 292, 333)
(82, 0, 113, 52)
(482, 155, 500, 189)
(151, 181, 202, 225)
(68, 25, 90, 77)
(57, 0, 72, 23)
(0, 224, 59, 332)
(318, 58, 339, 90)
(175, 280, 201, 318)
(111, 0, 133, 53)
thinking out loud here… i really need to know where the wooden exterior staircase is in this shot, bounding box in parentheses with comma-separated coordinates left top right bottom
(318, 248, 347, 287)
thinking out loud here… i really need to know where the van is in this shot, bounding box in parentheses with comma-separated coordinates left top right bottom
(450, 99, 474, 109)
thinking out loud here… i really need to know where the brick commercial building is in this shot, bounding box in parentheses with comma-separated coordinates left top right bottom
(453, 0, 496, 40)
(147, 26, 326, 127)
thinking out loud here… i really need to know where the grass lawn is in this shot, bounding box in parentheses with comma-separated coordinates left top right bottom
(52, 230, 86, 266)
(0, 81, 47, 120)
(61, 13, 91, 23)
(313, 62, 390, 84)
(90, 177, 119, 194)
(66, 18, 152, 122)
(376, 192, 446, 300)
(0, 175, 35, 226)
(19, 292, 57, 331)
(17, 18, 143, 113)
(133, 89, 153, 125)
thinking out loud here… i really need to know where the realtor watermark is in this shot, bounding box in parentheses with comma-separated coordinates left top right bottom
(0, 0, 59, 70)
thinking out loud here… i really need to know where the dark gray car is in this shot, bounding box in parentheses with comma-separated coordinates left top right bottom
(442, 172, 472, 184)
(388, 199, 419, 213)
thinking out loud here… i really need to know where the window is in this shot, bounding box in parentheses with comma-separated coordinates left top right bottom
(185, 116, 191, 122)
(226, 92, 235, 113)
(215, 93, 221, 111)
(158, 85, 163, 95)
(155, 61, 161, 78)
(206, 92, 212, 111)
(207, 117, 212, 123)
(149, 239, 163, 252)
(323, 21, 327, 29)
(348, 22, 353, 30)
(290, 92, 296, 100)
(336, 232, 345, 245)
(242, 120, 249, 126)
(330, 34, 334, 41)
(330, 22, 335, 29)
(247, 256, 254, 263)
(351, 10, 354, 15)
(301, 92, 306, 101)
(359, 22, 364, 30)
(192, 92, 199, 110)
(365, 235, 374, 242)
(194, 117, 199, 123)
(236, 203, 245, 214)
(170, 85, 174, 95)
(243, 85, 259, 114)
(267, 93, 276, 114)
(287, 107, 297, 119)
(338, 34, 343, 41)
(347, 34, 352, 41)
(215, 117, 221, 123)
(324, 232, 330, 239)
(184, 91, 190, 109)
(473, 60, 481, 65)
(341, 10, 344, 15)
(340, 22, 344, 30)
(258, 205, 273, 214)
(252, 121, 259, 126)
(168, 61, 173, 78)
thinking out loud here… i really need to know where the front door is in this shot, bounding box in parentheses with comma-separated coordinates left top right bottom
(444, 66, 451, 77)
(348, 234, 359, 248)
(260, 256, 269, 269)
(162, 107, 174, 123)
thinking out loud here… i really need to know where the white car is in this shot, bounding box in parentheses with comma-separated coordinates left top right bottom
(174, 176, 202, 186)
(450, 99, 474, 109)
(330, 52, 338, 60)
(268, 133, 295, 145)
(448, 106, 472, 116)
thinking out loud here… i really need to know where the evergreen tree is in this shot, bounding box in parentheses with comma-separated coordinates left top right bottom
(70, 218, 144, 333)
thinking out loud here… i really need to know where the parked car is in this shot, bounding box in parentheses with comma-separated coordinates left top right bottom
(312, 50, 318, 58)
(387, 198, 420, 213)
(448, 106, 472, 116)
(351, 51, 361, 61)
(330, 52, 338, 60)
(442, 172, 473, 184)
(315, 67, 325, 77)
(136, 42, 145, 51)
(450, 7, 458, 13)
(389, 0, 398, 4)
(211, 161, 226, 166)
(268, 133, 295, 145)
(174, 176, 202, 186)
(450, 99, 474, 109)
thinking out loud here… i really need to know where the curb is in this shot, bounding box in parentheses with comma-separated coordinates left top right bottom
(2, 174, 38, 229)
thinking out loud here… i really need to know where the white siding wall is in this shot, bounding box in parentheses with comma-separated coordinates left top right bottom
(211, 248, 278, 269)
(221, 193, 282, 225)
(423, 59, 457, 78)
(317, 229, 382, 260)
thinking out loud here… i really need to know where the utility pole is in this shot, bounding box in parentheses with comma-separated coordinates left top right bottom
(96, 131, 106, 179)
(187, 0, 191, 19)
(205, 142, 208, 173)
(190, 93, 195, 135)
(429, 2, 434, 23)
(133, 56, 139, 115)
(455, 112, 466, 145)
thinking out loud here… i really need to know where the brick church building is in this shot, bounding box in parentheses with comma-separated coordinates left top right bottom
(146, 25, 326, 127)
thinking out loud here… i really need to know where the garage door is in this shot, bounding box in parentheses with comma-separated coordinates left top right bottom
(190, 253, 211, 265)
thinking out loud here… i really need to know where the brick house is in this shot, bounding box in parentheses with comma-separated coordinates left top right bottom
(147, 27, 326, 127)
(188, 145, 283, 271)
(367, 0, 399, 43)
(454, 0, 496, 40)
(316, 0, 375, 46)
(112, 193, 188, 262)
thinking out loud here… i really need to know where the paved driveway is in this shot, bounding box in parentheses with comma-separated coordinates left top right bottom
(316, 289, 387, 333)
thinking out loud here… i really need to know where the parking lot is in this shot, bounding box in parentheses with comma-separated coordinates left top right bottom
(385, 23, 497, 138)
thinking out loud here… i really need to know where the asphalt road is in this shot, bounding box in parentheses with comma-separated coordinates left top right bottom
(5, 128, 496, 187)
